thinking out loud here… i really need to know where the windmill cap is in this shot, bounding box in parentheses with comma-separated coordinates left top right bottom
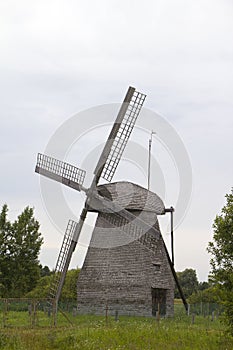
(96, 181, 165, 214)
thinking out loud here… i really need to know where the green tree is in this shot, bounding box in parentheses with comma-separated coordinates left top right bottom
(175, 268, 199, 299)
(0, 204, 11, 296)
(26, 268, 80, 300)
(0, 204, 43, 297)
(198, 281, 210, 291)
(40, 265, 51, 277)
(26, 275, 51, 298)
(207, 189, 233, 334)
(60, 268, 80, 301)
(188, 286, 219, 304)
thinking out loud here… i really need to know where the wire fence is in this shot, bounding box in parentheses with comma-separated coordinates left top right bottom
(188, 302, 222, 316)
(0, 298, 223, 328)
(0, 298, 57, 328)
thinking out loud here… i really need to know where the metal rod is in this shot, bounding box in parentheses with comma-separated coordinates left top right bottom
(171, 207, 174, 265)
(164, 207, 188, 311)
(164, 206, 175, 266)
(162, 238, 188, 313)
(148, 131, 156, 190)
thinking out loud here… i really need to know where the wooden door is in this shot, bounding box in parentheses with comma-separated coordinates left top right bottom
(151, 288, 166, 316)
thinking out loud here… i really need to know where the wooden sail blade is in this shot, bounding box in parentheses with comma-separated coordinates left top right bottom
(35, 153, 86, 191)
(94, 87, 146, 183)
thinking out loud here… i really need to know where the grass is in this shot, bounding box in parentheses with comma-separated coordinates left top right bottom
(0, 311, 232, 349)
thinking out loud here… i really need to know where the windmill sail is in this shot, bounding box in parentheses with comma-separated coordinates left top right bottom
(48, 219, 80, 303)
(35, 153, 86, 191)
(94, 87, 146, 182)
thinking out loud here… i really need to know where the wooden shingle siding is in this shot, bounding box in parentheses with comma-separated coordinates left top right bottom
(77, 182, 174, 317)
(96, 181, 165, 214)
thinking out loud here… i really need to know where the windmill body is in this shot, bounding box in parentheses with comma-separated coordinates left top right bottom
(77, 181, 175, 317)
(35, 86, 188, 315)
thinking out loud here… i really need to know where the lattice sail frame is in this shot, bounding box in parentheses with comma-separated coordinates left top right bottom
(49, 219, 78, 300)
(54, 220, 78, 273)
(35, 153, 86, 191)
(95, 88, 146, 182)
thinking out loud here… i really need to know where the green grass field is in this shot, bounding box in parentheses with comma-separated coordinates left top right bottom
(0, 310, 232, 350)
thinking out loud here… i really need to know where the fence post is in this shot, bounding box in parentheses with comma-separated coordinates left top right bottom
(3, 299, 8, 327)
(33, 300, 37, 327)
(105, 302, 108, 326)
(187, 304, 190, 316)
(156, 303, 160, 323)
(52, 300, 57, 327)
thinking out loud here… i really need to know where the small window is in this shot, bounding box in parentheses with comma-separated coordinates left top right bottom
(152, 263, 161, 271)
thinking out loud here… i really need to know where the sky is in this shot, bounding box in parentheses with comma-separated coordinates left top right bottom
(0, 0, 233, 282)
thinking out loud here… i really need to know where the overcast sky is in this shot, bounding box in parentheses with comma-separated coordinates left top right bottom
(0, 0, 232, 281)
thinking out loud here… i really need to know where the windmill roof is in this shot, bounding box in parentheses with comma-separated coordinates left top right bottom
(96, 181, 165, 214)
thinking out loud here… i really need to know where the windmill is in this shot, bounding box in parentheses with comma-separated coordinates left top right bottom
(35, 86, 188, 313)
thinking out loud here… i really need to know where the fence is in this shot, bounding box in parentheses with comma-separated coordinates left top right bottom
(0, 298, 223, 328)
(188, 302, 222, 317)
(0, 298, 57, 328)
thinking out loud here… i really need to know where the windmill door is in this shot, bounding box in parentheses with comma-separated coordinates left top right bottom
(151, 288, 166, 316)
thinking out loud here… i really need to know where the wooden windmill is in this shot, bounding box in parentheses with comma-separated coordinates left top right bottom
(35, 86, 188, 316)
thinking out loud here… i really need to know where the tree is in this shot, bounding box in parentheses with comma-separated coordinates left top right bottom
(0, 205, 43, 297)
(40, 265, 51, 277)
(26, 275, 51, 298)
(26, 268, 80, 300)
(60, 268, 80, 301)
(175, 268, 199, 299)
(198, 281, 210, 291)
(0, 204, 11, 296)
(207, 189, 233, 334)
(188, 286, 219, 304)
